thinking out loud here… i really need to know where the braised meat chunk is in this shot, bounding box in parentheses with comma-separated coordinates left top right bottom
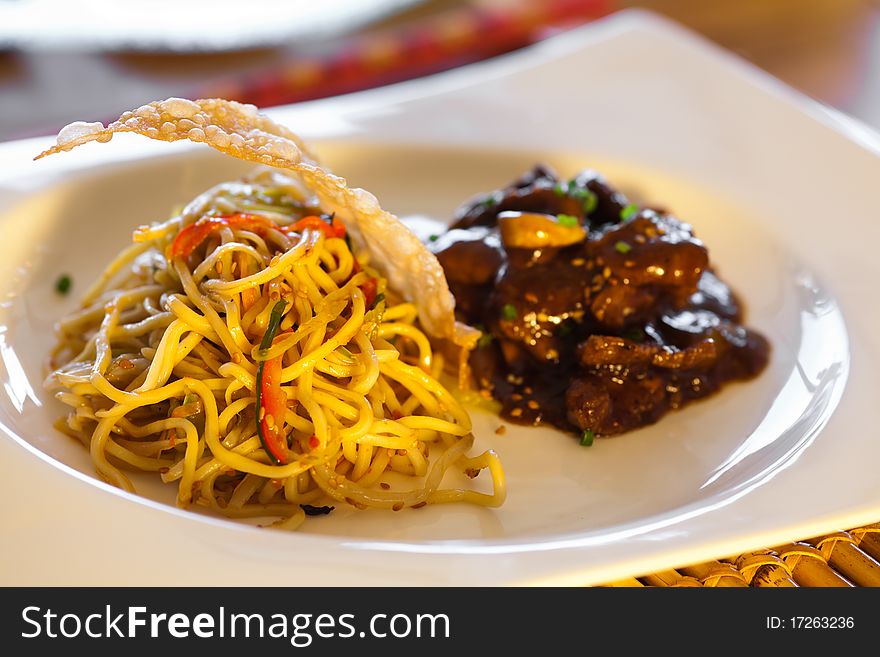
(430, 165, 769, 439)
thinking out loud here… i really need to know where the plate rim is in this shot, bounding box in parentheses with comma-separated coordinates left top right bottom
(1, 9, 879, 586)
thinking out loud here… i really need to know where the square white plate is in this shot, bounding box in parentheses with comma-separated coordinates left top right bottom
(1, 10, 878, 586)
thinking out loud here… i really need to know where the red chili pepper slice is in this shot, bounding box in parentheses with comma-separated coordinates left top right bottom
(258, 350, 288, 465)
(360, 277, 378, 308)
(169, 213, 345, 260)
(255, 300, 289, 465)
(169, 213, 277, 259)
(287, 215, 346, 240)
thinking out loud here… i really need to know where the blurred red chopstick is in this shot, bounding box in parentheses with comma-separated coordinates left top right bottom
(197, 0, 612, 107)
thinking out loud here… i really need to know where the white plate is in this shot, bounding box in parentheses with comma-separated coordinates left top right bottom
(0, 0, 421, 52)
(1, 10, 879, 586)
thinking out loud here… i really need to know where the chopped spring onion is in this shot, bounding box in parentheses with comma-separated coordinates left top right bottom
(477, 332, 494, 348)
(620, 203, 639, 222)
(582, 191, 598, 215)
(55, 274, 72, 295)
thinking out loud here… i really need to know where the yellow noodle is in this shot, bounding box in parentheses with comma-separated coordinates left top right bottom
(45, 179, 505, 529)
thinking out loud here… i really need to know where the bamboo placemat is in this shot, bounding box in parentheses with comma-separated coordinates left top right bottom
(603, 523, 880, 587)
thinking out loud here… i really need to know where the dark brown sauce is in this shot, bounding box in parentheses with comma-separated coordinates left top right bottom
(430, 165, 770, 439)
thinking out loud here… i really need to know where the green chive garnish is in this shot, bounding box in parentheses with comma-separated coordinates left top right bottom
(580, 429, 595, 446)
(477, 332, 494, 348)
(55, 274, 72, 295)
(620, 203, 639, 222)
(501, 303, 517, 321)
(258, 300, 288, 356)
(614, 240, 632, 254)
(583, 191, 598, 215)
(428, 234, 439, 242)
(557, 214, 579, 228)
(553, 182, 566, 197)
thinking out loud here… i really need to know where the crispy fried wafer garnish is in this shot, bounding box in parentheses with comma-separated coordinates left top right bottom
(36, 98, 476, 354)
(36, 98, 319, 166)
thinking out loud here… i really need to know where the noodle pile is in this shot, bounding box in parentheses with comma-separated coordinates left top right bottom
(40, 99, 504, 529)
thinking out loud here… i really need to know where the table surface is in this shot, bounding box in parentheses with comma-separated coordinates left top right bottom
(2, 0, 880, 141)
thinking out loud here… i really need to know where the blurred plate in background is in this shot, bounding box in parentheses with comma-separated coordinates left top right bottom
(0, 0, 423, 52)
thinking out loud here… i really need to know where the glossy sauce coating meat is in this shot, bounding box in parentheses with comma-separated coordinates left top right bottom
(430, 165, 769, 438)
